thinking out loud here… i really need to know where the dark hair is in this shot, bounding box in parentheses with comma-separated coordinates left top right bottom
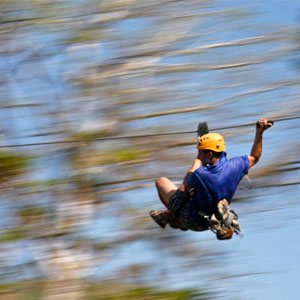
(212, 151, 223, 158)
(202, 149, 223, 158)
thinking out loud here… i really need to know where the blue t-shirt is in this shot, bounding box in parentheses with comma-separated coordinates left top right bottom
(187, 153, 249, 225)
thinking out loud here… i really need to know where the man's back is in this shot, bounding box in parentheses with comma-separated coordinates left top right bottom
(188, 153, 249, 221)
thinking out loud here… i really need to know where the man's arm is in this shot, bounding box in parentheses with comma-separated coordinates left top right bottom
(248, 118, 273, 168)
(180, 156, 202, 192)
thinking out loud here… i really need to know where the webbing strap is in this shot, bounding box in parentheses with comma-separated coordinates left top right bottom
(193, 174, 216, 212)
(223, 211, 235, 228)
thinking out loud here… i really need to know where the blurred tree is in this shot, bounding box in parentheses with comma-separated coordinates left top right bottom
(0, 150, 30, 183)
(0, 0, 299, 298)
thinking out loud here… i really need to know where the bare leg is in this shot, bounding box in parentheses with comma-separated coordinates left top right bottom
(155, 177, 178, 209)
(151, 177, 186, 229)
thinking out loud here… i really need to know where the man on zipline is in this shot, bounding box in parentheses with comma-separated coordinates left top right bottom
(150, 118, 273, 240)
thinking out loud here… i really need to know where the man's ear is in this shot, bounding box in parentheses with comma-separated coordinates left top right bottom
(207, 151, 213, 159)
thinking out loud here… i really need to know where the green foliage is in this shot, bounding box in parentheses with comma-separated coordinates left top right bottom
(0, 227, 26, 243)
(68, 130, 110, 143)
(85, 283, 209, 300)
(0, 281, 210, 300)
(103, 148, 150, 164)
(18, 206, 47, 224)
(70, 143, 151, 168)
(64, 31, 103, 44)
(0, 281, 44, 300)
(0, 150, 31, 182)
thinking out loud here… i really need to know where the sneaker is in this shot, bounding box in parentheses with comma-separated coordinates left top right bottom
(149, 210, 169, 229)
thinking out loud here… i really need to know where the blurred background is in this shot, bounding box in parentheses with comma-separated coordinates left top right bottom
(0, 0, 299, 299)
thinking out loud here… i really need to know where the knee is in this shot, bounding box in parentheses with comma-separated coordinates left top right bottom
(155, 177, 169, 188)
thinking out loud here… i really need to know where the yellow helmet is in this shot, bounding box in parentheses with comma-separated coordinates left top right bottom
(197, 133, 226, 152)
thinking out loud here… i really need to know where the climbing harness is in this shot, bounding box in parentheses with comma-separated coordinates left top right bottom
(198, 199, 242, 240)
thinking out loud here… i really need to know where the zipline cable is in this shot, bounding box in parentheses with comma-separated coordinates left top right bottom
(0, 115, 299, 149)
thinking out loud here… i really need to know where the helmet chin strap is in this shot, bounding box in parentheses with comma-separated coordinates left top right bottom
(206, 151, 214, 165)
(206, 153, 221, 166)
(204, 157, 213, 166)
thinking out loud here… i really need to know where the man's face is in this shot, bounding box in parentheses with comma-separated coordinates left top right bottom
(197, 149, 211, 165)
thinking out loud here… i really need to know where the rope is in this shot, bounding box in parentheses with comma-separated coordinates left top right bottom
(0, 115, 299, 149)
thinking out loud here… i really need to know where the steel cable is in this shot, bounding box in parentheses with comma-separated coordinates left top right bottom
(0, 115, 299, 149)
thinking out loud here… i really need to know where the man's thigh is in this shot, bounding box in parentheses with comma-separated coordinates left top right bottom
(155, 177, 178, 207)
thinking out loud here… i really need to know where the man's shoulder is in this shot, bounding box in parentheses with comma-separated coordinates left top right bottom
(191, 167, 205, 177)
(228, 155, 249, 163)
(227, 155, 250, 173)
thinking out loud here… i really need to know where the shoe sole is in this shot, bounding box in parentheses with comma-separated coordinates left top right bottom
(149, 210, 166, 229)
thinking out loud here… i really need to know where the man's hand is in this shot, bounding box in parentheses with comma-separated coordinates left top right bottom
(249, 118, 273, 168)
(256, 118, 273, 132)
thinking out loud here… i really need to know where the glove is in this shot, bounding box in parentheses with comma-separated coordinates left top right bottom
(216, 227, 234, 240)
(209, 199, 241, 240)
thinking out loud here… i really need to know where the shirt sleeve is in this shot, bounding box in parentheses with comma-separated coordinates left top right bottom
(241, 155, 250, 175)
(232, 155, 250, 176)
(187, 171, 197, 188)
